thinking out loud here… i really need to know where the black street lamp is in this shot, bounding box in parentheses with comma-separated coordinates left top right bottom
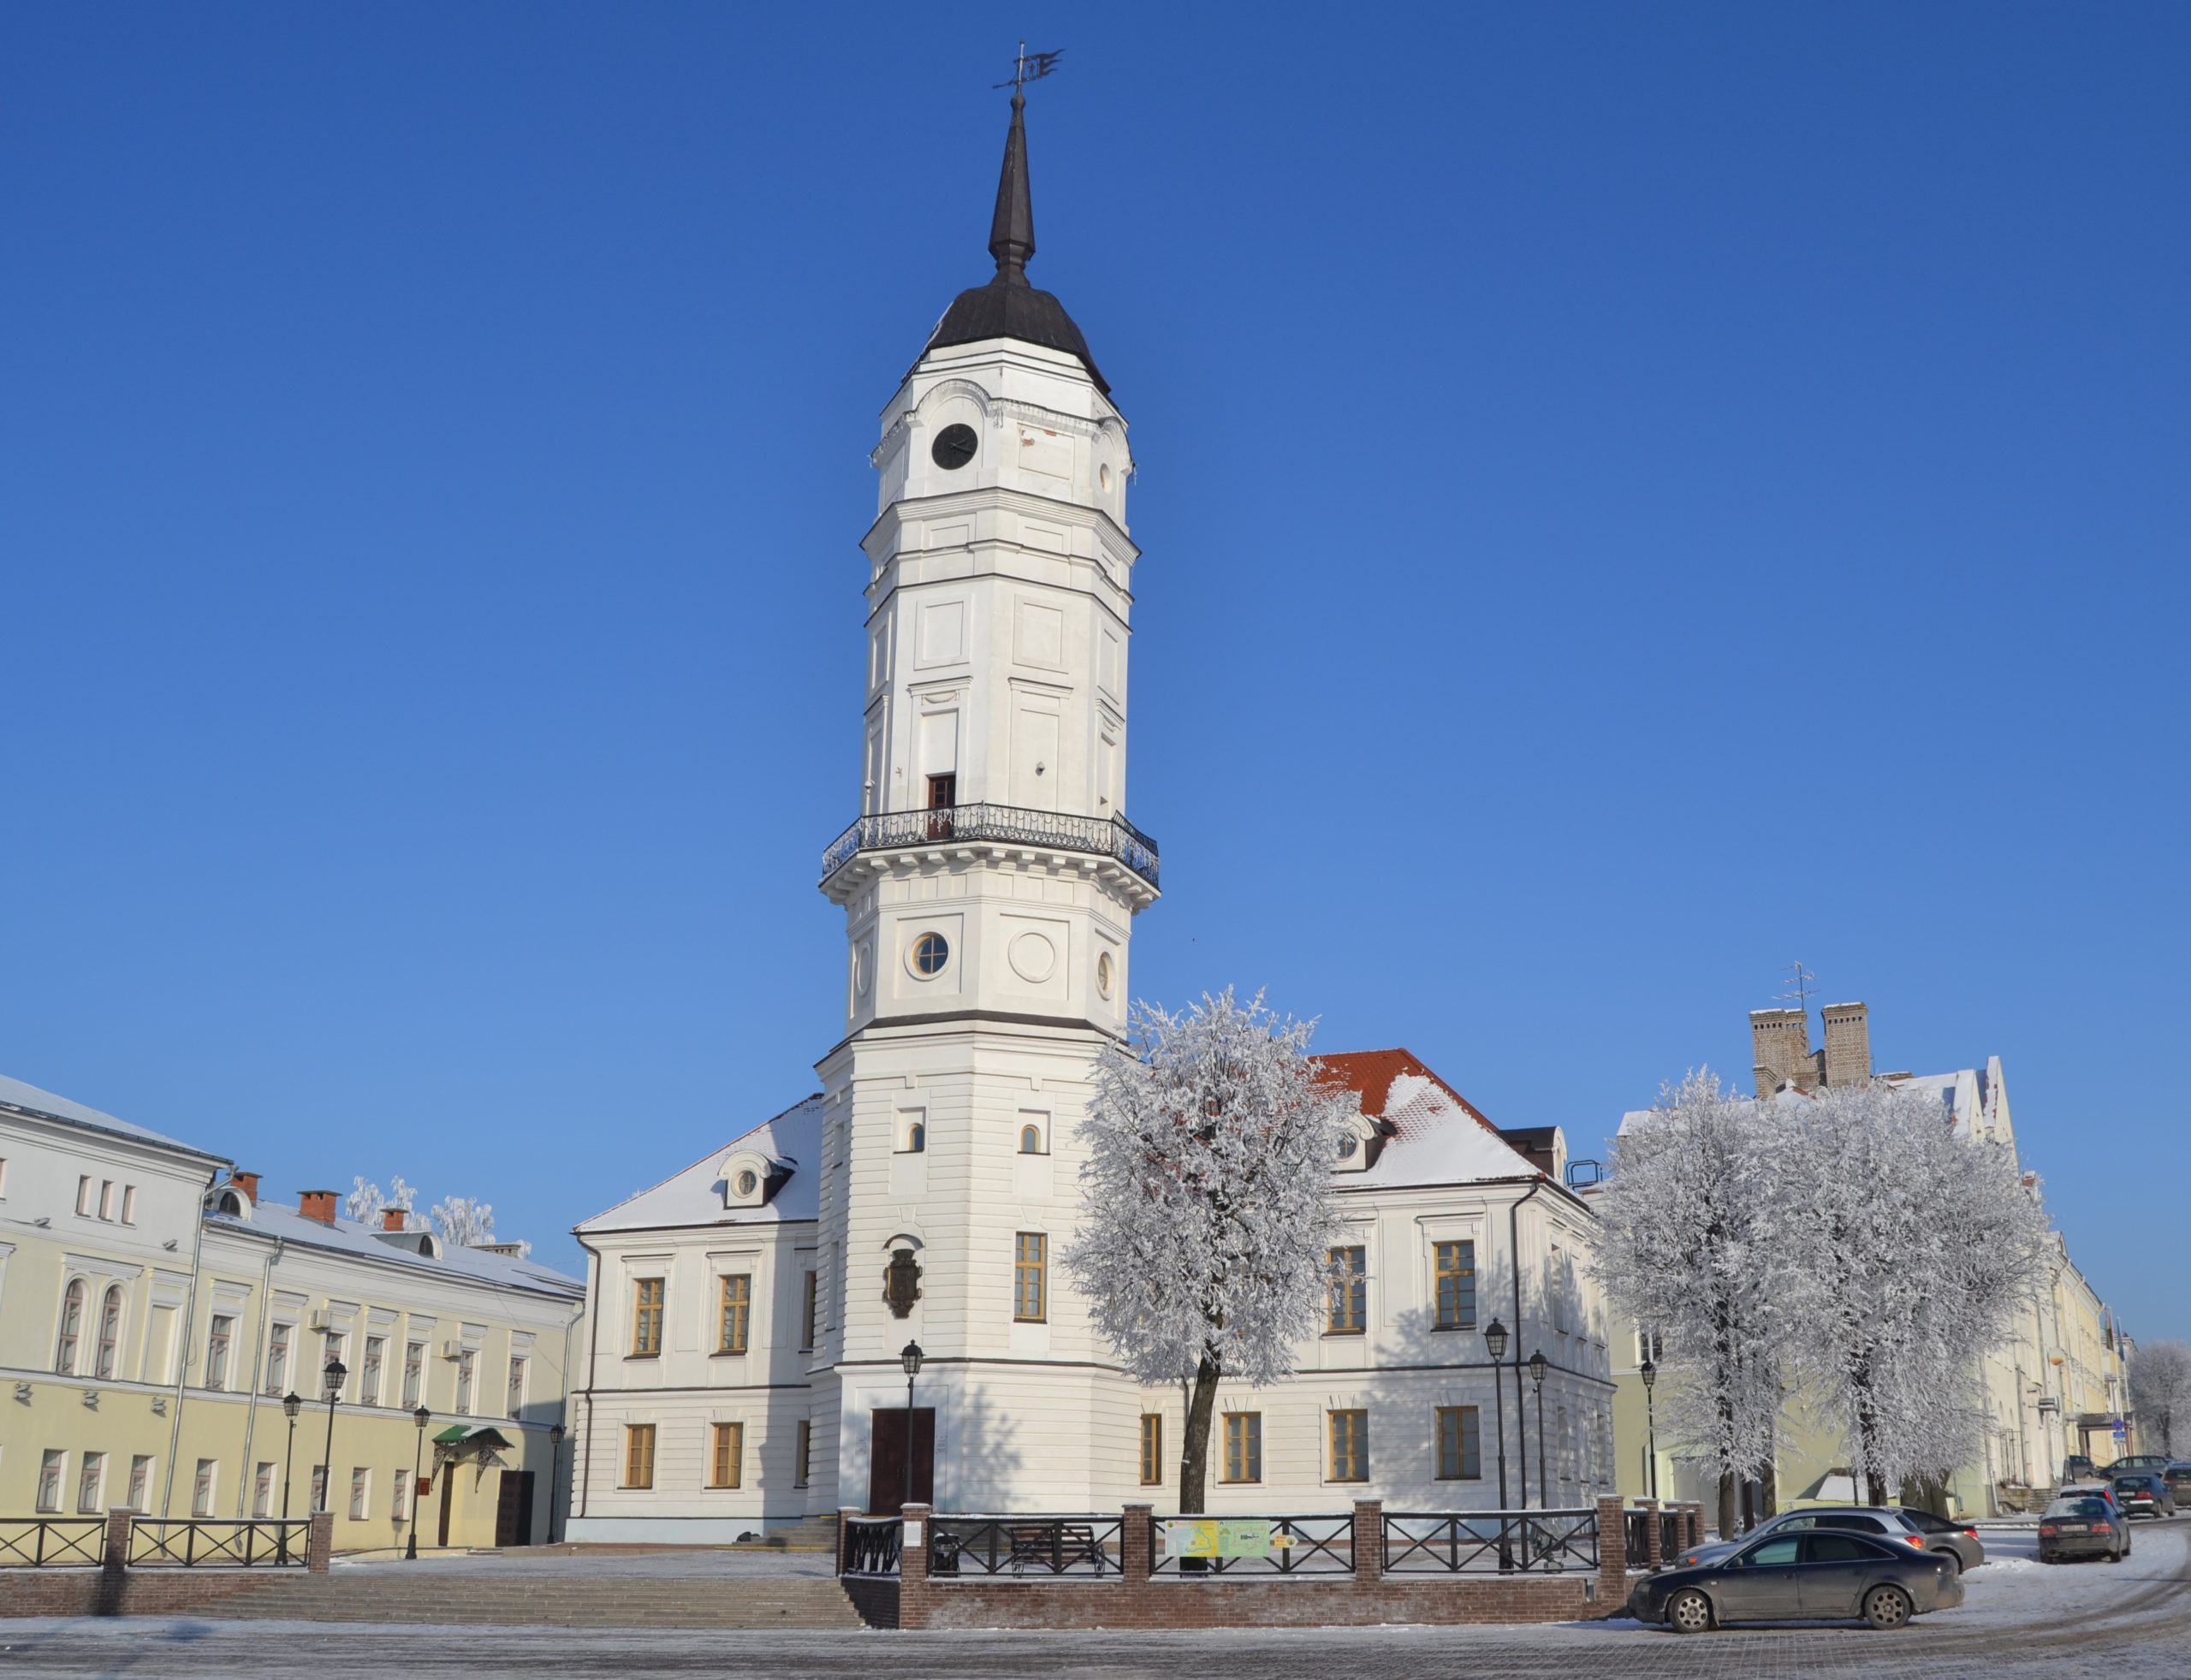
(319, 1358, 347, 1516)
(1483, 1319, 1513, 1570)
(1640, 1359, 1660, 1501)
(280, 1392, 302, 1561)
(1529, 1351, 1550, 1510)
(900, 1341, 924, 1513)
(407, 1404, 430, 1560)
(548, 1422, 565, 1545)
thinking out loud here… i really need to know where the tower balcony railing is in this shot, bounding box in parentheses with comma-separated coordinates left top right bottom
(821, 802, 1160, 892)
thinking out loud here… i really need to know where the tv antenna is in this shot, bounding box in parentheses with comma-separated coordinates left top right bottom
(1776, 961, 1818, 1016)
(995, 43, 1063, 94)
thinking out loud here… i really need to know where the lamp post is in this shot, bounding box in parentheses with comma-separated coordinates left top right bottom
(407, 1404, 430, 1560)
(900, 1341, 924, 1513)
(1484, 1319, 1513, 1570)
(548, 1422, 565, 1545)
(1640, 1359, 1659, 1501)
(319, 1358, 347, 1516)
(1529, 1350, 1549, 1509)
(280, 1392, 302, 1561)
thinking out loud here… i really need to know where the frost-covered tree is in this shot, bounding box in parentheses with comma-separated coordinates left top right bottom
(1592, 1070, 1796, 1536)
(345, 1174, 419, 1227)
(1781, 1081, 2053, 1505)
(1060, 989, 1354, 1514)
(2130, 1340, 2191, 1457)
(430, 1195, 496, 1248)
(345, 1178, 385, 1224)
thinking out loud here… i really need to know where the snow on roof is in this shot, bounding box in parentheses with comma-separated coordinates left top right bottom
(1316, 1049, 1542, 1188)
(578, 1095, 822, 1235)
(0, 1071, 229, 1163)
(207, 1201, 583, 1298)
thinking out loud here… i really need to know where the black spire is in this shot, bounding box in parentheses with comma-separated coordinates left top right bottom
(989, 92, 1036, 284)
(919, 82, 1107, 393)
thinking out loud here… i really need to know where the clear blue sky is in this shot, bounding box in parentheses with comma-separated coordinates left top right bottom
(5, 6, 2185, 1340)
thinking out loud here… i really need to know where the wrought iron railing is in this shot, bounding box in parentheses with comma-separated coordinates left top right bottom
(1660, 1508, 1682, 1560)
(1622, 1508, 1651, 1566)
(127, 1518, 310, 1568)
(0, 1517, 104, 1567)
(1383, 1508, 1600, 1574)
(820, 804, 1161, 891)
(928, 1513, 1125, 1576)
(842, 1517, 902, 1576)
(1149, 1513, 1355, 1577)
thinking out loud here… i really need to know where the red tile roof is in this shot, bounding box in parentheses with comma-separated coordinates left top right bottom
(1315, 1048, 1504, 1139)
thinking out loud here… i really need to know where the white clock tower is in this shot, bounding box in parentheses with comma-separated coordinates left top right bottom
(810, 87, 1159, 1512)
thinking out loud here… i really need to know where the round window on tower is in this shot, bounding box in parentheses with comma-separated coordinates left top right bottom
(1096, 950, 1115, 999)
(911, 931, 950, 977)
(931, 424, 978, 471)
(1099, 462, 1113, 493)
(735, 1169, 758, 1197)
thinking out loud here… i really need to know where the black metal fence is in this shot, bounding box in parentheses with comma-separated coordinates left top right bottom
(820, 804, 1161, 891)
(843, 1516, 902, 1576)
(929, 1514, 1125, 1576)
(1148, 1514, 1355, 1576)
(0, 1518, 104, 1568)
(126, 1518, 310, 1568)
(1618, 1508, 1684, 1569)
(1383, 1508, 1601, 1574)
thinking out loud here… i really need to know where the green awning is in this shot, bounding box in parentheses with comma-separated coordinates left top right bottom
(433, 1425, 515, 1450)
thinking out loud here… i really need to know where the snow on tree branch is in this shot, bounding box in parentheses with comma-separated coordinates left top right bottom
(1061, 988, 1357, 1511)
(430, 1195, 497, 1249)
(2129, 1339, 2191, 1457)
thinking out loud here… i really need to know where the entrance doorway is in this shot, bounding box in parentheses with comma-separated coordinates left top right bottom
(496, 1469, 537, 1546)
(867, 1407, 935, 1514)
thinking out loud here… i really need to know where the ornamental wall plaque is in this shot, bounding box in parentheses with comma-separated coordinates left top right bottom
(884, 1247, 922, 1319)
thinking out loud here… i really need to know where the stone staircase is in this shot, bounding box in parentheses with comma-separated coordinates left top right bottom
(202, 1570, 869, 1630)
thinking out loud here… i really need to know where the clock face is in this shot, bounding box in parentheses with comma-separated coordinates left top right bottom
(931, 424, 978, 471)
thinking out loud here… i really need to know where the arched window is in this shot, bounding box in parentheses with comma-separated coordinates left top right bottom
(95, 1285, 123, 1379)
(906, 1122, 926, 1154)
(1019, 1124, 1042, 1155)
(55, 1279, 85, 1374)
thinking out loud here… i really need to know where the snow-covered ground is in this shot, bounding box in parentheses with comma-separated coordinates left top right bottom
(1941, 1515, 2187, 1630)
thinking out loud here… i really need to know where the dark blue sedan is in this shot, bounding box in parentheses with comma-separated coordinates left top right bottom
(1630, 1529, 1962, 1632)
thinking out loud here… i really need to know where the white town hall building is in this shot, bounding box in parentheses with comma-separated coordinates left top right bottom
(564, 93, 1612, 1540)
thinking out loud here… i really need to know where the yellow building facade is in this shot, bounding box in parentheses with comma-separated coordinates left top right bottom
(2, 1073, 583, 1552)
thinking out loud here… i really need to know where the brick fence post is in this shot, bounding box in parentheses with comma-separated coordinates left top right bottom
(1351, 1499, 1382, 1588)
(103, 1509, 133, 1574)
(897, 1502, 931, 1631)
(1594, 1494, 1626, 1618)
(836, 1506, 860, 1576)
(1639, 1497, 1662, 1570)
(1122, 1502, 1153, 1622)
(306, 1511, 334, 1574)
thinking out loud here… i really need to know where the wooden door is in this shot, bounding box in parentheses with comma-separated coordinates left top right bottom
(496, 1469, 535, 1546)
(436, 1466, 454, 1546)
(867, 1407, 935, 1514)
(926, 774, 956, 839)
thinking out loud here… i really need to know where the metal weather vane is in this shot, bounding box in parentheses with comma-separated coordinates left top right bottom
(995, 43, 1063, 94)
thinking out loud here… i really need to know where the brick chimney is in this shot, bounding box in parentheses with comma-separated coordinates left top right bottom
(229, 1171, 261, 1201)
(297, 1190, 339, 1225)
(1821, 1001, 1872, 1088)
(1749, 1008, 1820, 1096)
(382, 1208, 409, 1232)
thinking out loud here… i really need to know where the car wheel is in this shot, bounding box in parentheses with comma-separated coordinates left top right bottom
(1666, 1589, 1713, 1635)
(1863, 1584, 1914, 1630)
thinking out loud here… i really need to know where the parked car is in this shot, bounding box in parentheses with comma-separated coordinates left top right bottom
(2164, 1463, 2191, 1503)
(1894, 1506, 1986, 1571)
(1673, 1505, 1930, 1570)
(2105, 1453, 2173, 1475)
(2063, 1454, 2096, 1483)
(1631, 1530, 1962, 1632)
(2061, 1479, 2129, 1517)
(2111, 1471, 2178, 1518)
(2039, 1493, 2131, 1563)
